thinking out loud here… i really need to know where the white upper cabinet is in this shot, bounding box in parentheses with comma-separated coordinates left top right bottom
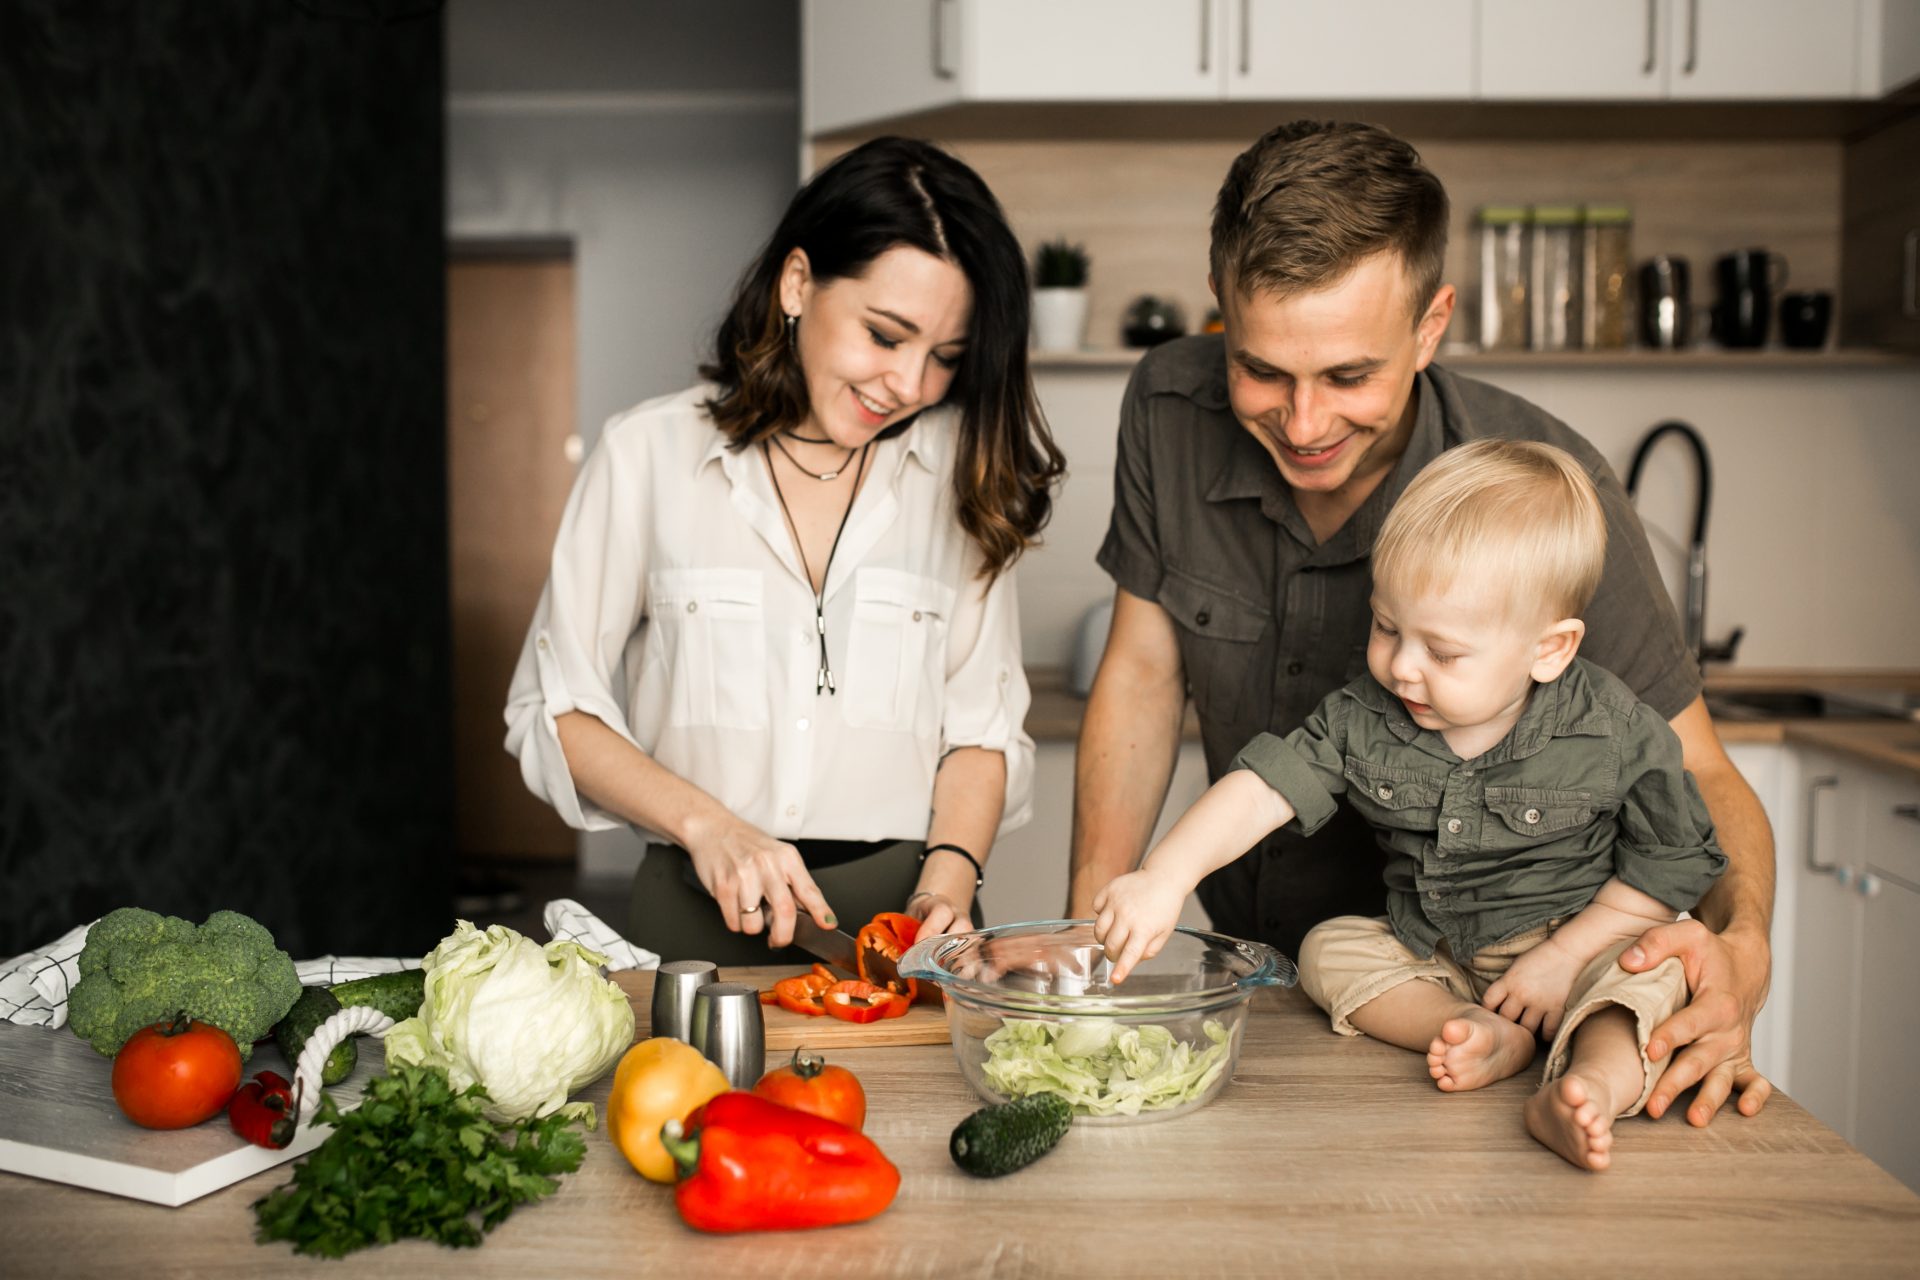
(1667, 0, 1860, 98)
(806, 0, 1902, 135)
(1480, 0, 1669, 99)
(966, 0, 1223, 101)
(1228, 0, 1476, 100)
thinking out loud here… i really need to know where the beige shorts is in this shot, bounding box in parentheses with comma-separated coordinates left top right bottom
(1298, 915, 1688, 1116)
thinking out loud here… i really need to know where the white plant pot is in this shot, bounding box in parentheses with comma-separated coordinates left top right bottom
(1032, 287, 1089, 352)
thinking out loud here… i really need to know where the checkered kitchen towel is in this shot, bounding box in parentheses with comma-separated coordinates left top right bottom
(1, 900, 655, 1030)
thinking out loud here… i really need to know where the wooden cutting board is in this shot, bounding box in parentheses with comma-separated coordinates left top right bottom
(0, 1022, 381, 1207)
(613, 965, 951, 1050)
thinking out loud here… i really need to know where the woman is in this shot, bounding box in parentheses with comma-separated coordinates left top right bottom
(504, 137, 1065, 963)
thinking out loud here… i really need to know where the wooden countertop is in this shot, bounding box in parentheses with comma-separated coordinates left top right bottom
(5, 988, 1916, 1277)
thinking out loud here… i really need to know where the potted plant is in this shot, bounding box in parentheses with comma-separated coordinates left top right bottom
(1031, 237, 1090, 352)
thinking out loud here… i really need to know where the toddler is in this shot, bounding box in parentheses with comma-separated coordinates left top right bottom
(1093, 439, 1725, 1171)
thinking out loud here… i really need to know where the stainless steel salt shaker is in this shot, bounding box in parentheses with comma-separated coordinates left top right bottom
(649, 959, 718, 1042)
(689, 981, 765, 1090)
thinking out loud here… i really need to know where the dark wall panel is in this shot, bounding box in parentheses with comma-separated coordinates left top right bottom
(1, 1, 453, 956)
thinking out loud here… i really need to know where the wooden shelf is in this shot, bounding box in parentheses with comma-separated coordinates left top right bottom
(1031, 346, 1920, 371)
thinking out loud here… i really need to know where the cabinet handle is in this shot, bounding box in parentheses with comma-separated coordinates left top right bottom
(931, 0, 955, 81)
(1683, 0, 1699, 75)
(1643, 0, 1657, 74)
(1858, 873, 1882, 898)
(1804, 775, 1839, 874)
(1239, 0, 1250, 76)
(1199, 0, 1211, 74)
(1895, 803, 1920, 824)
(1904, 230, 1919, 319)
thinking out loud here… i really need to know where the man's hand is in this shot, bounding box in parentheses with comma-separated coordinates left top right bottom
(1620, 919, 1775, 1124)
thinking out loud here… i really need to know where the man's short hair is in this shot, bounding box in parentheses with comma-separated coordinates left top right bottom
(1374, 440, 1607, 623)
(1210, 120, 1449, 321)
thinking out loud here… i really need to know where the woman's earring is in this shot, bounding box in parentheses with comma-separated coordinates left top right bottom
(784, 312, 798, 356)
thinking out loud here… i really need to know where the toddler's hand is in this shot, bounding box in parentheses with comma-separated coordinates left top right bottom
(1482, 937, 1584, 1038)
(1091, 869, 1184, 984)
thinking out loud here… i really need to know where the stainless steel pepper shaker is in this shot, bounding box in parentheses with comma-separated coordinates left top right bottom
(649, 959, 718, 1042)
(689, 981, 765, 1090)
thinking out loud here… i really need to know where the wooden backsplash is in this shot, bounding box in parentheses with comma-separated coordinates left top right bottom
(816, 135, 1841, 350)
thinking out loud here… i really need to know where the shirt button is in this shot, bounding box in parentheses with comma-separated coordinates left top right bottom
(797, 718, 810, 731)
(686, 601, 698, 614)
(912, 610, 923, 622)
(1376, 783, 1394, 800)
(1446, 818, 1463, 834)
(1286, 661, 1305, 675)
(1524, 807, 1542, 825)
(1435, 847, 1448, 858)
(1196, 610, 1211, 626)
(536, 636, 549, 650)
(785, 804, 798, 817)
(1429, 890, 1441, 901)
(1459, 768, 1473, 778)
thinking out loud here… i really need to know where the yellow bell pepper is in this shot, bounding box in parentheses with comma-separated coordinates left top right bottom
(607, 1037, 731, 1183)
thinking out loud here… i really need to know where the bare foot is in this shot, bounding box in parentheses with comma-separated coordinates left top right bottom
(1526, 1072, 1619, 1171)
(1425, 1008, 1536, 1092)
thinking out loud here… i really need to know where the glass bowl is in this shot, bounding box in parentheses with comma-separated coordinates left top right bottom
(898, 919, 1296, 1125)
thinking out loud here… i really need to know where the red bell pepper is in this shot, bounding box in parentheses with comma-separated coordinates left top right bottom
(661, 1092, 899, 1233)
(856, 911, 921, 1003)
(773, 972, 832, 1017)
(228, 1070, 298, 1149)
(823, 979, 908, 1023)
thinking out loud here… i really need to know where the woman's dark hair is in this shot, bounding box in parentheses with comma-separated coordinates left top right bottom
(701, 136, 1064, 578)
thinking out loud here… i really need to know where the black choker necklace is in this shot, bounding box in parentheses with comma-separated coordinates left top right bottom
(785, 430, 834, 444)
(770, 432, 855, 481)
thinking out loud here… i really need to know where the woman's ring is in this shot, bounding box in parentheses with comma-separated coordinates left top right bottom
(740, 903, 761, 915)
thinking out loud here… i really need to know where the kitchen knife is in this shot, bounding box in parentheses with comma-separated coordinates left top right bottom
(790, 914, 861, 976)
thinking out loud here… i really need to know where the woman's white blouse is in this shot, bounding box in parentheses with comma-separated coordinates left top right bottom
(504, 386, 1034, 844)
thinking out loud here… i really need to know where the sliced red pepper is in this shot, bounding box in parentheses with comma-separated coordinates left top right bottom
(663, 1092, 899, 1232)
(824, 979, 908, 1023)
(773, 972, 833, 1017)
(856, 912, 921, 1003)
(228, 1069, 298, 1149)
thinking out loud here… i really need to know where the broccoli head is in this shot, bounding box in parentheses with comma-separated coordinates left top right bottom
(67, 907, 302, 1060)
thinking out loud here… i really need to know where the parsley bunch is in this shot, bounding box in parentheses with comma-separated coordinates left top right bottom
(253, 1064, 589, 1258)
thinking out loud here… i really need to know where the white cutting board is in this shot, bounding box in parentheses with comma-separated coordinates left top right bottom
(0, 1020, 378, 1206)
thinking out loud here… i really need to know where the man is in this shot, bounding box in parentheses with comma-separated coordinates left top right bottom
(1067, 120, 1774, 1127)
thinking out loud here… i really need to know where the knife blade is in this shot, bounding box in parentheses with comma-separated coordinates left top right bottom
(790, 914, 861, 976)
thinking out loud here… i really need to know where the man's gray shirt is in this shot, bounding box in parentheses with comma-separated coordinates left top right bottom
(1095, 334, 1701, 953)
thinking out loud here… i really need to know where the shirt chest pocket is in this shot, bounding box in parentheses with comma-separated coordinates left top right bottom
(647, 568, 769, 731)
(1482, 786, 1594, 852)
(1160, 569, 1270, 725)
(843, 568, 955, 733)
(1343, 757, 1443, 831)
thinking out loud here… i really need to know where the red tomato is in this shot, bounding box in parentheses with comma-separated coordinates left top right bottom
(752, 1047, 867, 1130)
(111, 1016, 243, 1129)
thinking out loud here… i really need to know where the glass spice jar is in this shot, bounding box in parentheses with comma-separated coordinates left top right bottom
(1476, 206, 1530, 351)
(1581, 205, 1633, 350)
(1528, 204, 1582, 352)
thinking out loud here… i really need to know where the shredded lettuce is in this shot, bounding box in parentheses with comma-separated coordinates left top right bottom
(979, 1018, 1235, 1117)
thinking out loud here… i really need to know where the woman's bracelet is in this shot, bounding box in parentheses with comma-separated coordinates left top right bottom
(919, 842, 984, 888)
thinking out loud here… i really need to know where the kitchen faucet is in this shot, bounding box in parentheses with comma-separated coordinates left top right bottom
(1624, 420, 1744, 668)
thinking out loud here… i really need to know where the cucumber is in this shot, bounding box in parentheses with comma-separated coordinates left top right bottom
(949, 1092, 1073, 1177)
(274, 986, 357, 1086)
(329, 969, 426, 1023)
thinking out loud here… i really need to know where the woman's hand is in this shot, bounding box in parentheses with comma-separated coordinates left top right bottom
(905, 890, 971, 940)
(681, 812, 835, 949)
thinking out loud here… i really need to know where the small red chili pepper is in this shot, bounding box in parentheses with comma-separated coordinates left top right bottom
(662, 1092, 899, 1233)
(823, 979, 908, 1023)
(228, 1069, 299, 1149)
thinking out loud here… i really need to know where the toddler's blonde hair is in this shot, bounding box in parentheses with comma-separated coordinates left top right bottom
(1373, 439, 1606, 623)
